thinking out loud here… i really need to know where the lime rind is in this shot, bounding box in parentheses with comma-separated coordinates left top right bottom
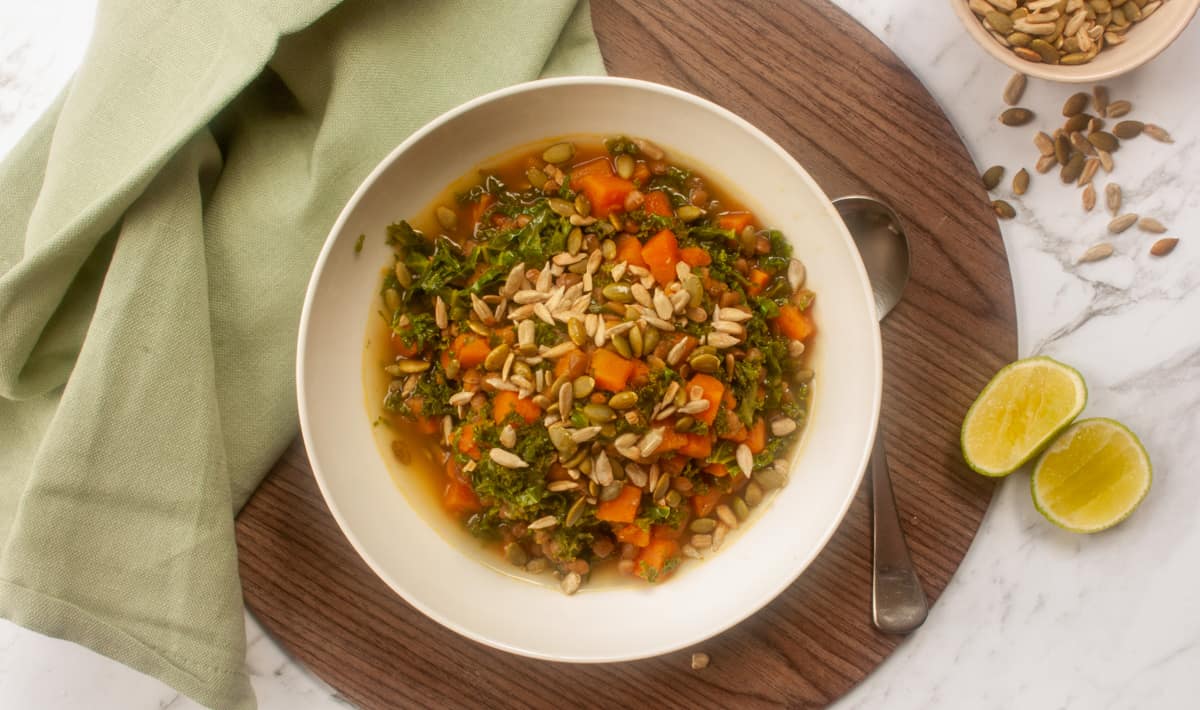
(960, 356, 1088, 478)
(1031, 417, 1152, 534)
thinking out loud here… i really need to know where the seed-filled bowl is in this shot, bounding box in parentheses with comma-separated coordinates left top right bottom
(952, 0, 1200, 83)
(297, 77, 881, 661)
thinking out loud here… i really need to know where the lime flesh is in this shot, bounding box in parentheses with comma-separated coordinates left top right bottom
(1032, 418, 1151, 533)
(961, 356, 1087, 477)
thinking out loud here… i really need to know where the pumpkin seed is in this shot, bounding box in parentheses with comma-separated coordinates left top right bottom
(601, 238, 617, 261)
(615, 153, 635, 180)
(1106, 183, 1122, 215)
(1106, 100, 1132, 118)
(1112, 120, 1143, 139)
(732, 497, 750, 521)
(504, 542, 528, 567)
(392, 261, 414, 290)
(628, 323, 644, 358)
(674, 415, 695, 432)
(602, 282, 633, 304)
(435, 205, 458, 232)
(690, 518, 717, 534)
(1012, 168, 1030, 196)
(642, 325, 660, 354)
(1060, 153, 1084, 184)
(542, 142, 575, 164)
(992, 199, 1017, 219)
(484, 343, 510, 371)
(1108, 213, 1137, 233)
(383, 288, 401, 312)
(1093, 85, 1110, 116)
(715, 504, 739, 529)
(548, 197, 576, 217)
(986, 10, 1015, 32)
(1000, 107, 1035, 126)
(609, 391, 638, 410)
(611, 332, 632, 358)
(745, 481, 764, 507)
(1143, 124, 1173, 144)
(981, 165, 1005, 190)
(386, 359, 431, 375)
(1029, 39, 1059, 64)
(1063, 92, 1090, 117)
(583, 403, 616, 424)
(1138, 217, 1167, 234)
(549, 424, 575, 453)
(1088, 131, 1119, 153)
(574, 193, 592, 218)
(665, 490, 682, 507)
(526, 167, 548, 189)
(1008, 31, 1033, 47)
(1002, 72, 1026, 105)
(1082, 183, 1096, 212)
(1054, 133, 1071, 166)
(688, 352, 722, 373)
(1150, 238, 1178, 257)
(755, 465, 787, 491)
(652, 470, 671, 500)
(1079, 243, 1114, 263)
(677, 205, 704, 222)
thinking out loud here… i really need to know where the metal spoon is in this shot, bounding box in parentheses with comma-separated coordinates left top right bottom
(834, 196, 928, 634)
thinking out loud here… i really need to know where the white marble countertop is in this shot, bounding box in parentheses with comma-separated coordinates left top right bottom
(2, 1, 1198, 708)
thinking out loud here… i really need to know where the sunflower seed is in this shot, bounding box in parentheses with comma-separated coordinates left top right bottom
(489, 448, 528, 469)
(736, 443, 754, 476)
(639, 428, 664, 457)
(548, 480, 580, 493)
(1078, 157, 1099, 186)
(1143, 124, 1174, 144)
(1002, 72, 1027, 105)
(542, 142, 575, 164)
(1036, 154, 1058, 173)
(982, 165, 1005, 190)
(500, 425, 517, 449)
(708, 332, 740, 349)
(1096, 149, 1114, 173)
(644, 315, 675, 332)
(1108, 213, 1138, 234)
(1079, 243, 1114, 263)
(512, 289, 549, 304)
(1106, 183, 1122, 216)
(593, 451, 614, 486)
(771, 418, 798, 436)
(653, 289, 674, 320)
(1070, 131, 1095, 156)
(1150, 238, 1178, 257)
(1106, 100, 1132, 118)
(1012, 168, 1030, 196)
(1138, 217, 1167, 234)
(1034, 131, 1055, 156)
(1000, 107, 1035, 126)
(560, 571, 581, 595)
(1082, 183, 1096, 212)
(1054, 133, 1071, 165)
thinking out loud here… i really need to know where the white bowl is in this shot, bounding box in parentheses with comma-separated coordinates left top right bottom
(951, 0, 1200, 83)
(297, 77, 881, 661)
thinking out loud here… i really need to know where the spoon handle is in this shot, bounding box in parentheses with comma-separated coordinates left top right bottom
(870, 422, 928, 634)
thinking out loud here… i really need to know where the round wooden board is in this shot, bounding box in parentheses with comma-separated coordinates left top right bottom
(236, 1, 1017, 707)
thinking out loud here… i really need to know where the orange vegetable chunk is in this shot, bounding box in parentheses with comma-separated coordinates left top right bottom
(568, 157, 614, 190)
(642, 190, 673, 217)
(635, 538, 681, 583)
(642, 229, 680, 287)
(578, 174, 635, 218)
(679, 246, 711, 267)
(591, 348, 636, 392)
(596, 483, 642, 523)
(773, 304, 816, 341)
(492, 391, 540, 425)
(717, 211, 754, 233)
(686, 373, 725, 425)
(615, 233, 646, 268)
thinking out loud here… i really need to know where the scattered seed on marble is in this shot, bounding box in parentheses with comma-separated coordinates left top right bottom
(1000, 108, 1035, 126)
(1106, 100, 1132, 118)
(1079, 243, 1114, 263)
(1082, 183, 1096, 212)
(992, 199, 1016, 219)
(1105, 183, 1122, 216)
(1062, 92, 1089, 117)
(1150, 238, 1179, 257)
(1112, 120, 1144, 139)
(1143, 124, 1174, 143)
(1108, 213, 1138, 234)
(1003, 72, 1027, 105)
(1138, 217, 1167, 234)
(1012, 168, 1030, 195)
(982, 165, 1005, 190)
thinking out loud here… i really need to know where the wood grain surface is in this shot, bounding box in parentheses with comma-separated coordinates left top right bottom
(236, 1, 1017, 707)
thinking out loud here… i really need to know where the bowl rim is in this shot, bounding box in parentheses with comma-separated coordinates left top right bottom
(949, 0, 1200, 83)
(296, 75, 883, 662)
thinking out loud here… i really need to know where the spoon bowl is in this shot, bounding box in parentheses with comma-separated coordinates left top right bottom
(835, 196, 911, 321)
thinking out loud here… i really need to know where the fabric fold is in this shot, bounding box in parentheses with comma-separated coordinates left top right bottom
(0, 1, 604, 707)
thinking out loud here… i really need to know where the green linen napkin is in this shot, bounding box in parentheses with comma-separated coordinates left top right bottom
(0, 1, 604, 707)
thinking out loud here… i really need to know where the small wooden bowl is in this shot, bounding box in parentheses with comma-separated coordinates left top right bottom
(951, 0, 1200, 83)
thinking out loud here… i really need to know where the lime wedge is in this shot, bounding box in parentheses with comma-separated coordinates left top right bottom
(1032, 418, 1151, 533)
(961, 356, 1087, 477)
